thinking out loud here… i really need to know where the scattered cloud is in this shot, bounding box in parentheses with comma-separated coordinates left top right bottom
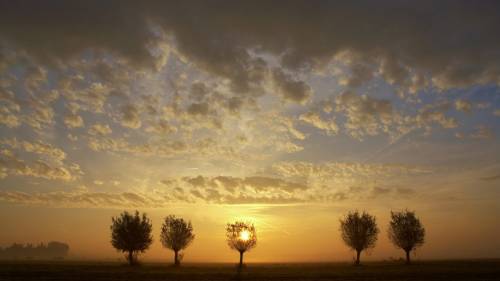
(88, 124, 112, 136)
(299, 111, 338, 135)
(120, 104, 142, 129)
(470, 126, 494, 139)
(272, 68, 312, 103)
(455, 99, 472, 113)
(64, 113, 84, 128)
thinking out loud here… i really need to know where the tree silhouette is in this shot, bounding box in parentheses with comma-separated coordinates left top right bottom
(160, 215, 195, 266)
(388, 210, 425, 264)
(340, 210, 379, 265)
(226, 221, 257, 269)
(0, 241, 69, 260)
(110, 210, 153, 266)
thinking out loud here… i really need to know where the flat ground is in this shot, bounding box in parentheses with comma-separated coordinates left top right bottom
(0, 260, 499, 281)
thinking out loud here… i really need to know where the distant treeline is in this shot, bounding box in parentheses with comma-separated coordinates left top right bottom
(0, 241, 69, 260)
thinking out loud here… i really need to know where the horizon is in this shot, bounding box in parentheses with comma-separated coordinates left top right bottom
(0, 0, 499, 265)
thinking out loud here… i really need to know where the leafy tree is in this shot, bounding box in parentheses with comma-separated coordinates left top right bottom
(110, 210, 153, 265)
(388, 210, 425, 264)
(160, 215, 195, 266)
(340, 210, 379, 265)
(226, 221, 257, 269)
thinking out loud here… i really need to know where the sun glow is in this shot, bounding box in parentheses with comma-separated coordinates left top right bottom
(239, 230, 250, 241)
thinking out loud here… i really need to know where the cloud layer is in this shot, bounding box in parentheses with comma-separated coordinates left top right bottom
(0, 1, 499, 208)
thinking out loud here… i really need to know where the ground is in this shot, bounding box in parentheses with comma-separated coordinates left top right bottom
(0, 260, 499, 281)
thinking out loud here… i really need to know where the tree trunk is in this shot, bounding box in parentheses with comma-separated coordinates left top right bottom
(128, 251, 134, 266)
(239, 251, 244, 268)
(405, 250, 411, 265)
(355, 250, 361, 265)
(174, 250, 180, 266)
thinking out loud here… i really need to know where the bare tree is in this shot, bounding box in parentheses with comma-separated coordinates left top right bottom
(226, 221, 257, 269)
(160, 215, 195, 266)
(110, 210, 153, 265)
(340, 210, 379, 265)
(388, 210, 425, 264)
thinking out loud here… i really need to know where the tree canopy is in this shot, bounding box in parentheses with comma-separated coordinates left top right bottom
(160, 215, 195, 266)
(226, 221, 257, 268)
(110, 210, 153, 265)
(388, 210, 425, 264)
(340, 210, 379, 265)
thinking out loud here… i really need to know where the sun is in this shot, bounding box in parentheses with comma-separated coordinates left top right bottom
(239, 230, 250, 241)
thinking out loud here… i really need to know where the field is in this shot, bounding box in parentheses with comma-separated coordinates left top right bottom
(0, 260, 499, 281)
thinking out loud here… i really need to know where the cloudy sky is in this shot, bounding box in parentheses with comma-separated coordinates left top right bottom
(0, 1, 499, 262)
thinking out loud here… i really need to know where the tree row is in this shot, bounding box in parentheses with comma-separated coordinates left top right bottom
(110, 209, 424, 267)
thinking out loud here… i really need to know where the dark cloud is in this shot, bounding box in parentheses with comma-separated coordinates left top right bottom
(271, 68, 312, 103)
(187, 102, 210, 116)
(2, 1, 500, 94)
(0, 1, 154, 67)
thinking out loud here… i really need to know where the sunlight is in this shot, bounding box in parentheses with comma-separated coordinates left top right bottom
(239, 230, 250, 241)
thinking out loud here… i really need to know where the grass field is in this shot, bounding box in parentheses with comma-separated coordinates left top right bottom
(0, 260, 499, 281)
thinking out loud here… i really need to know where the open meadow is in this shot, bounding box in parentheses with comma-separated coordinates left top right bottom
(0, 260, 499, 281)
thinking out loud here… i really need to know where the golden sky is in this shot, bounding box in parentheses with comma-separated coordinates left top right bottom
(0, 1, 499, 262)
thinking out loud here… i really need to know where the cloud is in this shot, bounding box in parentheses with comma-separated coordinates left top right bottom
(88, 123, 112, 136)
(272, 68, 312, 103)
(182, 175, 308, 193)
(62, 82, 111, 113)
(415, 101, 458, 131)
(0, 1, 498, 209)
(0, 151, 75, 181)
(455, 99, 472, 113)
(63, 113, 84, 128)
(299, 111, 339, 135)
(144, 120, 177, 135)
(470, 126, 494, 139)
(2, 1, 500, 95)
(187, 102, 210, 116)
(24, 104, 55, 129)
(1, 138, 66, 162)
(149, 162, 430, 204)
(85, 135, 248, 160)
(339, 61, 375, 88)
(120, 104, 141, 128)
(334, 91, 395, 139)
(0, 111, 20, 128)
(0, 138, 82, 181)
(0, 190, 168, 208)
(0, 188, 306, 207)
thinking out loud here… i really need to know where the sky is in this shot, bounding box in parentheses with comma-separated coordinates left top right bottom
(0, 0, 499, 263)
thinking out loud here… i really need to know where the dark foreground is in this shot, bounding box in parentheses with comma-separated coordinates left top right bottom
(0, 260, 499, 281)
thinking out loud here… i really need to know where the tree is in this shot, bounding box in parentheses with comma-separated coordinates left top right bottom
(160, 215, 195, 266)
(110, 210, 153, 265)
(340, 210, 379, 265)
(388, 210, 425, 264)
(226, 221, 257, 269)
